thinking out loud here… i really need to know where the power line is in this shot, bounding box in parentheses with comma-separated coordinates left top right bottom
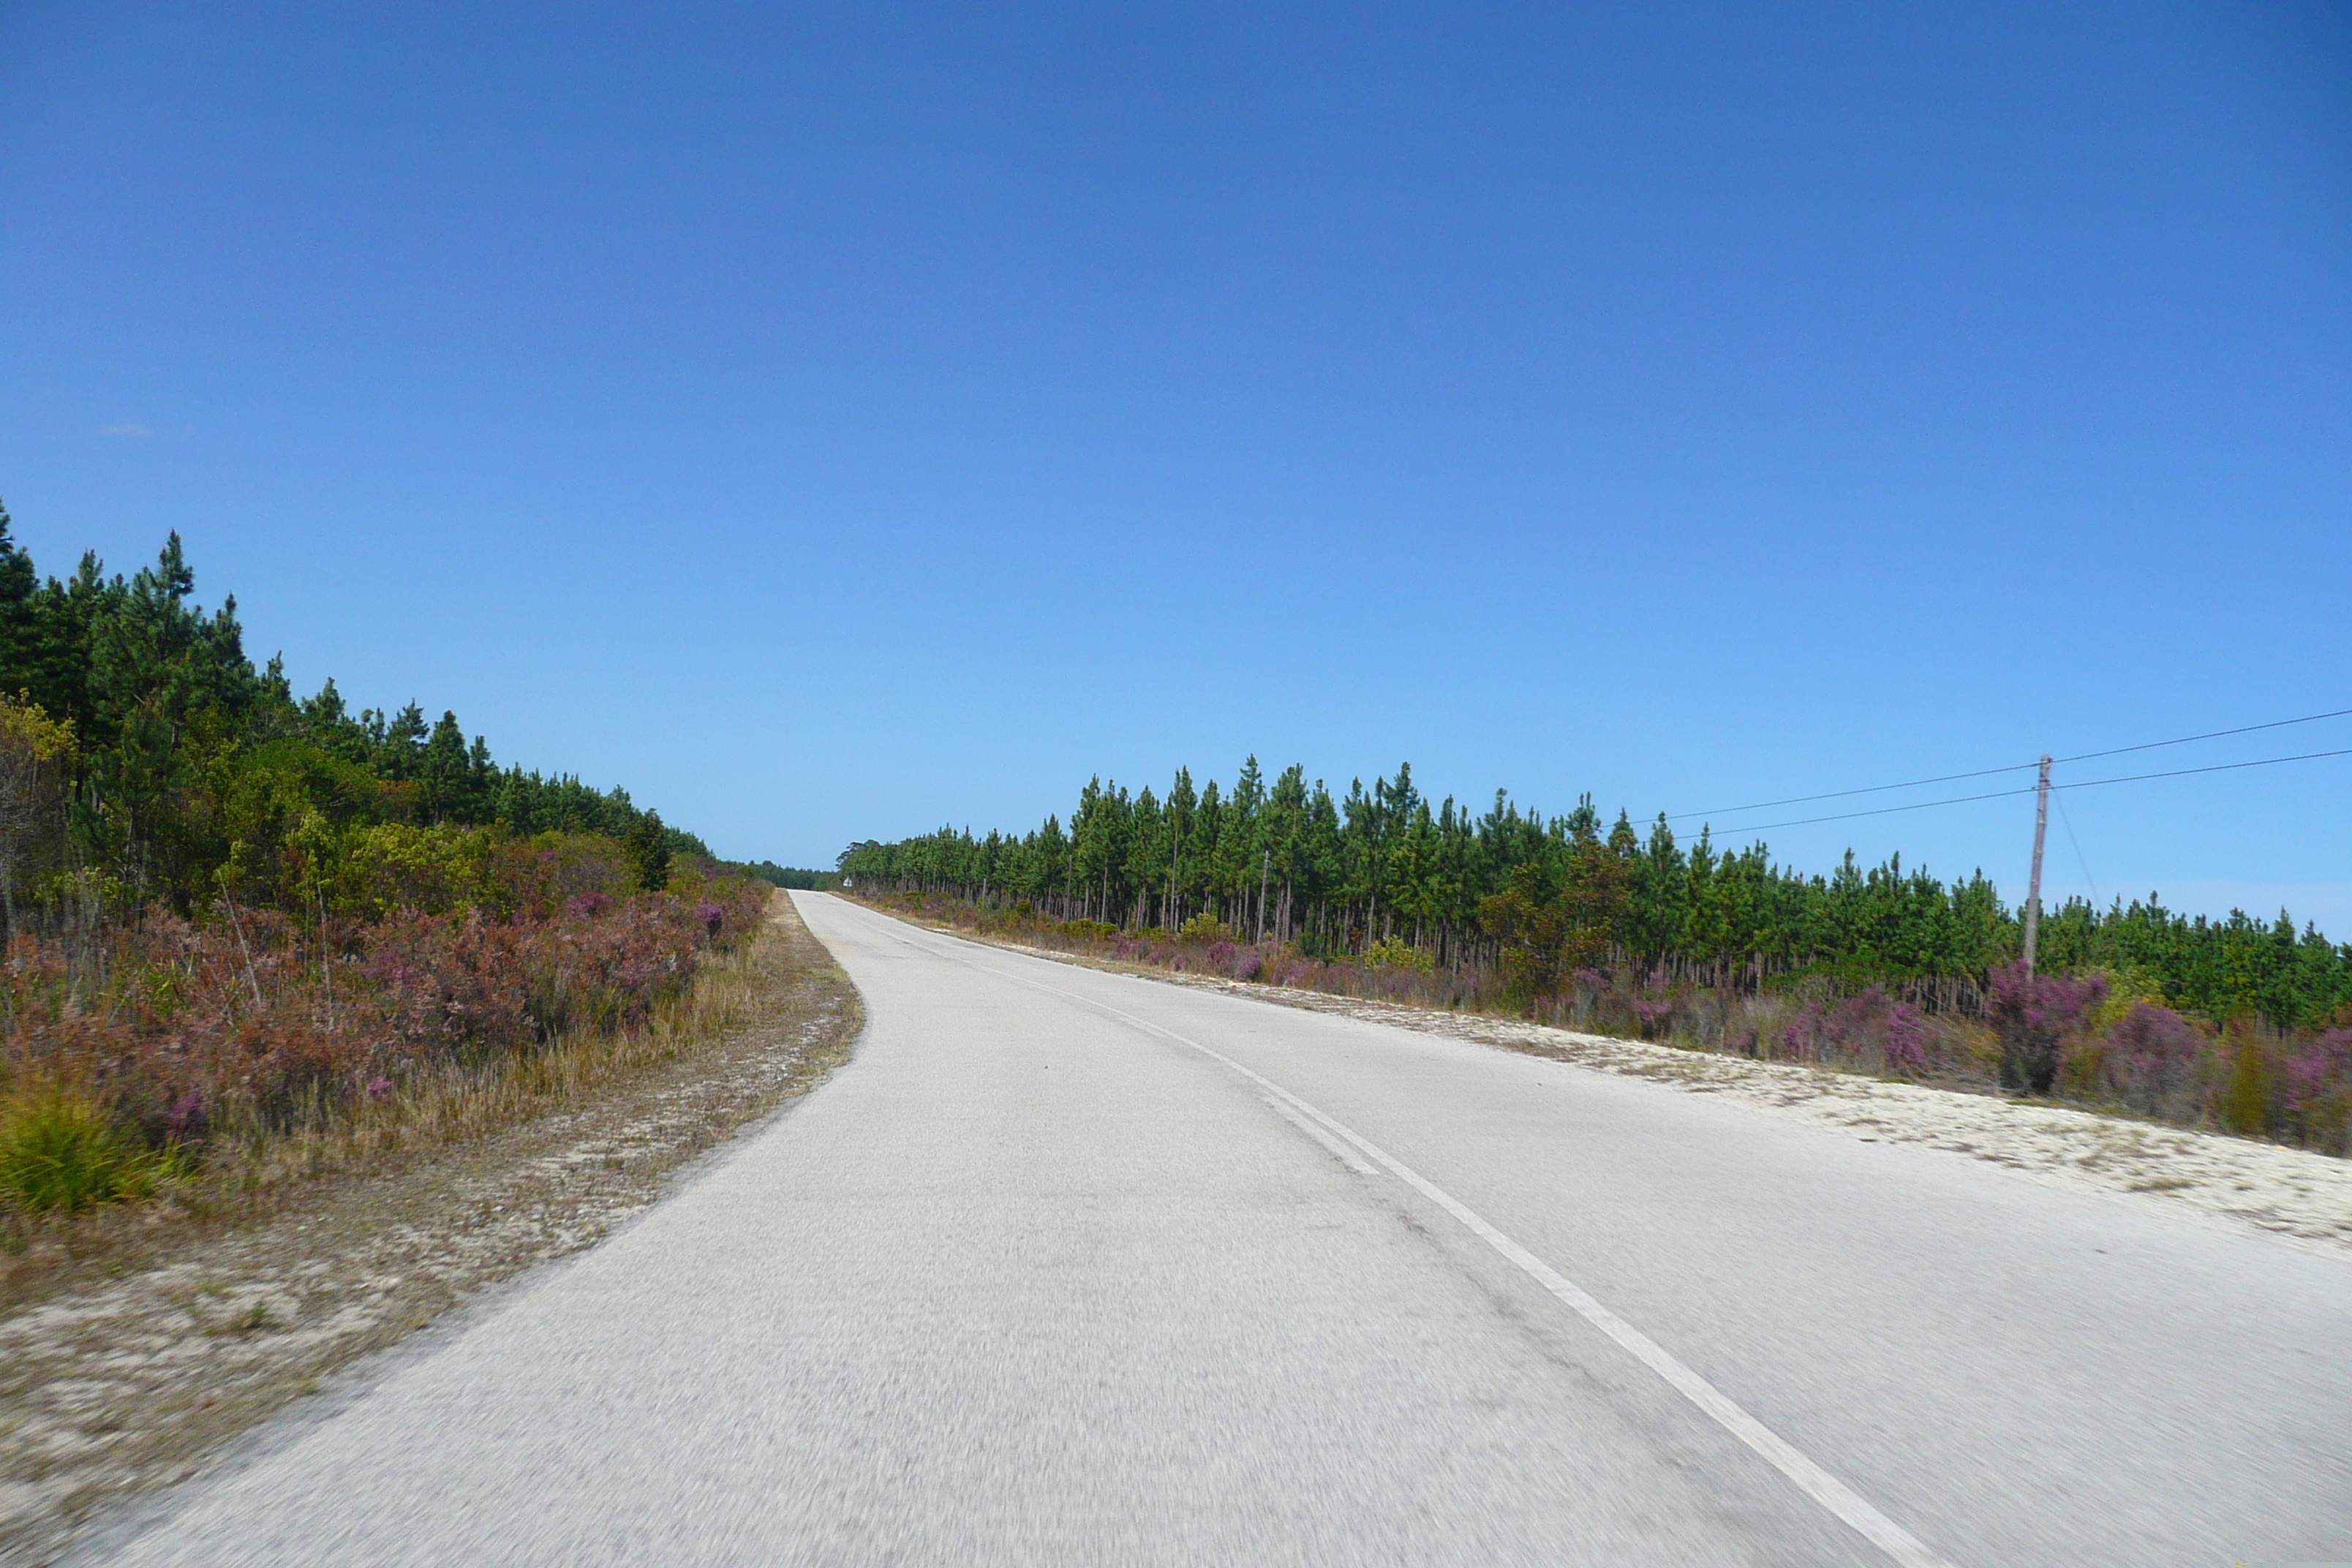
(2053, 790, 2097, 908)
(1665, 761, 2035, 823)
(1697, 745, 2352, 839)
(1666, 704, 2352, 823)
(2053, 706, 2352, 767)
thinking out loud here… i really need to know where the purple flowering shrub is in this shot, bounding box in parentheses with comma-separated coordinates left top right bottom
(2277, 1029, 2352, 1153)
(0, 872, 772, 1162)
(1985, 963, 2108, 1096)
(1882, 1006, 1930, 1077)
(2096, 1002, 2207, 1119)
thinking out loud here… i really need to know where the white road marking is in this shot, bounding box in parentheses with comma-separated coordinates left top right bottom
(873, 910, 1956, 1568)
(1266, 1095, 1376, 1173)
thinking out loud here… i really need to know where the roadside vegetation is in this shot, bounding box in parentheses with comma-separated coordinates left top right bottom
(0, 502, 775, 1229)
(842, 758, 2352, 1155)
(0, 890, 858, 1564)
(0, 500, 859, 1556)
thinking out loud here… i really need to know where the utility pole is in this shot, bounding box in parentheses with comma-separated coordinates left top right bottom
(2022, 754, 2051, 978)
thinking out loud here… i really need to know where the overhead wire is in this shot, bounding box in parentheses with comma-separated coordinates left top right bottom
(1665, 704, 2352, 823)
(1697, 745, 2352, 839)
(2051, 705, 2352, 767)
(2053, 790, 2097, 908)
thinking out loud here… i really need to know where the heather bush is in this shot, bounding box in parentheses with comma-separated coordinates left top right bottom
(1807, 986, 1934, 1077)
(1781, 1003, 1825, 1063)
(1986, 964, 2107, 1096)
(2095, 1003, 2206, 1119)
(486, 832, 637, 919)
(1882, 1005, 1929, 1077)
(2087, 964, 2171, 1036)
(1630, 980, 1676, 1041)
(2280, 1030, 2352, 1154)
(0, 875, 767, 1206)
(363, 911, 538, 1060)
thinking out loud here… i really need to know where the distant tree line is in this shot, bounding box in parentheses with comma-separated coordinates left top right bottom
(838, 758, 2352, 1030)
(742, 862, 838, 891)
(0, 506, 709, 927)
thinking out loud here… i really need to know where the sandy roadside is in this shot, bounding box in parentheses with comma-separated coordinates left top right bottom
(0, 892, 860, 1568)
(913, 917, 2352, 1257)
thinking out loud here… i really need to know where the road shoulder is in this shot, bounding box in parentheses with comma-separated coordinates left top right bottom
(875, 906, 2352, 1256)
(0, 892, 861, 1568)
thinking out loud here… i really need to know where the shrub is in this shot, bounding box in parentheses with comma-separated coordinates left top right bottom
(0, 877, 766, 1171)
(1882, 1006, 1929, 1077)
(1631, 981, 1676, 1041)
(1780, 1003, 1824, 1062)
(2219, 1021, 2274, 1137)
(0, 1088, 163, 1212)
(1175, 913, 1232, 943)
(1364, 937, 1433, 973)
(2279, 1029, 2352, 1154)
(485, 832, 635, 919)
(1986, 964, 2106, 1096)
(336, 822, 491, 916)
(2098, 1002, 2206, 1119)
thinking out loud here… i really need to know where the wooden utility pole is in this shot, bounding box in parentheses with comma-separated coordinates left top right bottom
(2022, 754, 2051, 977)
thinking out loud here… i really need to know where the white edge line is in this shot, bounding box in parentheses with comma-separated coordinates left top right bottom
(1265, 1096, 1377, 1174)
(862, 908, 1957, 1568)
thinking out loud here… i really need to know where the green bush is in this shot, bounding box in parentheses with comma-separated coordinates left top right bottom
(2220, 1028, 2274, 1137)
(1365, 936, 1435, 973)
(336, 821, 491, 916)
(0, 1089, 163, 1213)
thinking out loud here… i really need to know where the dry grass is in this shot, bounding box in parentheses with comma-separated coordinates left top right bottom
(0, 890, 859, 1566)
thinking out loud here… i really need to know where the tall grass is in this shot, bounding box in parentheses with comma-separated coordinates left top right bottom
(0, 1087, 170, 1210)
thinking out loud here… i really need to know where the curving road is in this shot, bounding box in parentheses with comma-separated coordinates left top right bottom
(96, 893, 2352, 1565)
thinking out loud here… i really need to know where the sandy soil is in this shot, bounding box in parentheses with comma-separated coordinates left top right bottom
(0, 893, 859, 1568)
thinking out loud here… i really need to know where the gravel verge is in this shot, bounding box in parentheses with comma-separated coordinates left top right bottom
(0, 892, 859, 1567)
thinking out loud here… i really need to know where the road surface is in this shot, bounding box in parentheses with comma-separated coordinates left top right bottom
(95, 893, 2352, 1565)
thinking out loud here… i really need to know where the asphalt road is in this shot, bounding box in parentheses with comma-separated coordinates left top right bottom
(99, 893, 2351, 1566)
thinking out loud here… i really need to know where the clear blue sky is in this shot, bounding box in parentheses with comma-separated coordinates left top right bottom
(3, 2, 2347, 926)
